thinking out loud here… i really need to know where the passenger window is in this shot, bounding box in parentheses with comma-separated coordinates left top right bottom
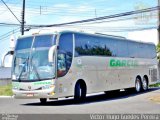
(75, 34, 115, 56)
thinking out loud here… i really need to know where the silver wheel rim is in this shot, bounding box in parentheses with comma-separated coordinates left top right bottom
(80, 88, 82, 97)
(136, 79, 141, 92)
(142, 78, 147, 90)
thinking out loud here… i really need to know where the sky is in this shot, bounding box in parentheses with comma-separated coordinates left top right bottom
(0, 0, 158, 66)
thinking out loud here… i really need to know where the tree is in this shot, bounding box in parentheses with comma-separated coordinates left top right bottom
(156, 43, 160, 80)
(157, 43, 160, 61)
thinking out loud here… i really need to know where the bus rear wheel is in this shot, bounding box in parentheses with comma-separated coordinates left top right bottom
(135, 77, 142, 92)
(40, 98, 47, 104)
(74, 81, 86, 102)
(142, 76, 148, 91)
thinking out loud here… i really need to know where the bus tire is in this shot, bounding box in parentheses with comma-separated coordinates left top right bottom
(40, 98, 47, 104)
(135, 77, 142, 92)
(142, 76, 148, 91)
(74, 81, 86, 102)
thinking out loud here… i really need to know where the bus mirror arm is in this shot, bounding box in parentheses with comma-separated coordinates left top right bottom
(48, 45, 57, 63)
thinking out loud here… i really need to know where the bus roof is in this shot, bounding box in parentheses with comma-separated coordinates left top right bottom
(59, 30, 155, 46)
(18, 30, 155, 46)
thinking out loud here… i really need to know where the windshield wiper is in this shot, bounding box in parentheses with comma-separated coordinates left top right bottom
(18, 57, 29, 81)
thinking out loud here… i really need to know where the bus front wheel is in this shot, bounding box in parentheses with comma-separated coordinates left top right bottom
(40, 98, 47, 104)
(74, 81, 86, 102)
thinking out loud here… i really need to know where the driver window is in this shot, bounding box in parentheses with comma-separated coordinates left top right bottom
(57, 53, 67, 77)
(57, 33, 73, 78)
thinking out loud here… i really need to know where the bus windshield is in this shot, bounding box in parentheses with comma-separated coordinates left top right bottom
(12, 35, 56, 81)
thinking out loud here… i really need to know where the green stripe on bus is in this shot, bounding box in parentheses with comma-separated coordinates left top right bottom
(34, 81, 52, 85)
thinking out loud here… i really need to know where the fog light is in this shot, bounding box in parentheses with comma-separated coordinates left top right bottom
(49, 92, 55, 95)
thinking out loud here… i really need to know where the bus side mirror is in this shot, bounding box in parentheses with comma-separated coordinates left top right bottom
(48, 45, 57, 63)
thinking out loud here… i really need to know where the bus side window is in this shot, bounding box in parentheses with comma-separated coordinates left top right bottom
(57, 33, 73, 77)
(57, 53, 67, 77)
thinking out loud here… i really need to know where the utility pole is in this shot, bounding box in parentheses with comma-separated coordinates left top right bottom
(40, 6, 42, 15)
(21, 0, 25, 35)
(158, 0, 160, 44)
(95, 9, 97, 18)
(158, 0, 160, 79)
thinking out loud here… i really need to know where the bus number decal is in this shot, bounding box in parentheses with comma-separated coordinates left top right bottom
(109, 59, 138, 67)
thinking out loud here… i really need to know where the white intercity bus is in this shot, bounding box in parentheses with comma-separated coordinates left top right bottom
(12, 30, 159, 103)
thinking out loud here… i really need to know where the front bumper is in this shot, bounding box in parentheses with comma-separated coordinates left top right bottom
(13, 88, 57, 99)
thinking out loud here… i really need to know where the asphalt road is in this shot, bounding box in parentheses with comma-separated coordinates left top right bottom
(0, 88, 160, 114)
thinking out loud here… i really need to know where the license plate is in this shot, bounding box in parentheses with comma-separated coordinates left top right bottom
(26, 93, 34, 97)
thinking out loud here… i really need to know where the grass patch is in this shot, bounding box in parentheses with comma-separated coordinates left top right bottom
(149, 83, 160, 87)
(0, 84, 13, 96)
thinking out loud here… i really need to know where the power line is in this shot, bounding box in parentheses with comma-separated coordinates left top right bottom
(0, 10, 155, 26)
(0, 27, 20, 40)
(0, 23, 20, 26)
(0, 2, 156, 17)
(0, 29, 20, 41)
(0, 0, 21, 23)
(0, 29, 19, 44)
(0, 30, 19, 43)
(0, 4, 157, 40)
(60, 24, 157, 32)
(27, 6, 159, 28)
(71, 13, 157, 26)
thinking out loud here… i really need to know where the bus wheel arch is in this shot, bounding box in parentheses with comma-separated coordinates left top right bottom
(142, 75, 149, 91)
(40, 98, 47, 104)
(74, 79, 87, 101)
(135, 75, 142, 92)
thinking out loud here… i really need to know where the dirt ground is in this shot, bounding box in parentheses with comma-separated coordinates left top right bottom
(148, 95, 160, 104)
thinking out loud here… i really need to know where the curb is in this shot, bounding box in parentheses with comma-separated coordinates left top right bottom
(0, 96, 14, 98)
